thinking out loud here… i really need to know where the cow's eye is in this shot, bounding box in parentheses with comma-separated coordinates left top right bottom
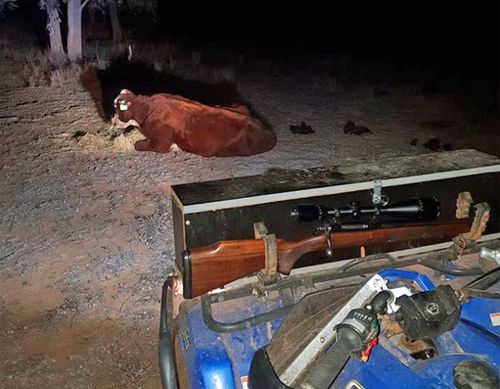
(119, 100, 128, 111)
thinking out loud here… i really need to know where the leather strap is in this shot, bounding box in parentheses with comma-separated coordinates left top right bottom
(254, 221, 278, 276)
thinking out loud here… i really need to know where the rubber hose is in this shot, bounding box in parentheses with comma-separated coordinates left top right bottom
(421, 260, 483, 276)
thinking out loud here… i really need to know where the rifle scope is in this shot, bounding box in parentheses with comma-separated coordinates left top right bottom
(291, 197, 440, 223)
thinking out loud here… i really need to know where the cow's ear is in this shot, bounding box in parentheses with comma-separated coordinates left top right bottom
(119, 99, 129, 111)
(120, 89, 133, 95)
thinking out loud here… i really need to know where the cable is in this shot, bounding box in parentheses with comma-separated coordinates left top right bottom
(421, 259, 484, 276)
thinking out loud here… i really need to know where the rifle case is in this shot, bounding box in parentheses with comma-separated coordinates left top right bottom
(171, 149, 500, 274)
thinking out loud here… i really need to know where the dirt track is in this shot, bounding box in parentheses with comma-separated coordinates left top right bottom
(1, 41, 499, 388)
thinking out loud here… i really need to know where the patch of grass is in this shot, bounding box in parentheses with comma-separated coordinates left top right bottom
(84, 40, 235, 84)
(21, 49, 53, 87)
(50, 63, 83, 90)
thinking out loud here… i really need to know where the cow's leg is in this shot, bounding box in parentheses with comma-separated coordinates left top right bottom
(135, 135, 174, 154)
(134, 118, 176, 153)
(145, 127, 175, 153)
(135, 138, 174, 154)
(134, 139, 153, 151)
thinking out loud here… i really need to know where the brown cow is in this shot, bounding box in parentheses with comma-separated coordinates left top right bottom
(111, 89, 277, 157)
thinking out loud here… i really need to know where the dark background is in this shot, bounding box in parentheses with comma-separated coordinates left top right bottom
(157, 2, 500, 110)
(14, 1, 500, 110)
(156, 3, 499, 64)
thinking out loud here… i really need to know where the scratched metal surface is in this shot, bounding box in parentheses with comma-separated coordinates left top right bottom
(173, 149, 500, 206)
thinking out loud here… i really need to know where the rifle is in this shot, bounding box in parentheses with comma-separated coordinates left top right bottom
(181, 218, 470, 299)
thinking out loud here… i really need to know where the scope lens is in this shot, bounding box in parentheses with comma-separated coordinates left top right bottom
(291, 205, 322, 223)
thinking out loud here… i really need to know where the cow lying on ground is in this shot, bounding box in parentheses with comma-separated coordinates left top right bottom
(111, 89, 277, 157)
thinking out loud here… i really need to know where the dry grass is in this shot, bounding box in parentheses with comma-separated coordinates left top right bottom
(4, 47, 52, 87)
(0, 34, 84, 90)
(50, 63, 84, 90)
(1, 29, 243, 94)
(84, 40, 235, 84)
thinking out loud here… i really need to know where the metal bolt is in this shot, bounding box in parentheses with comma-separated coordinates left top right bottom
(185, 220, 190, 226)
(426, 303, 440, 315)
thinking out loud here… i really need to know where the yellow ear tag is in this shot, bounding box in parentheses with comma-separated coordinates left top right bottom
(119, 100, 128, 111)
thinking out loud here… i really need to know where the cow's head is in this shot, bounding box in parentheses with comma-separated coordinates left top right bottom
(111, 89, 140, 129)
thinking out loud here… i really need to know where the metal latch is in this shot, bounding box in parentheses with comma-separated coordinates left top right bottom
(372, 180, 389, 206)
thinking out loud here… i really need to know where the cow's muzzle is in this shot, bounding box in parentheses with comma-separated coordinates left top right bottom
(110, 114, 139, 130)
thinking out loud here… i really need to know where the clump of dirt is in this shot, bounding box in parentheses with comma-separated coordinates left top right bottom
(289, 121, 315, 134)
(343, 120, 373, 135)
(422, 137, 453, 152)
(410, 137, 453, 151)
(72, 130, 87, 139)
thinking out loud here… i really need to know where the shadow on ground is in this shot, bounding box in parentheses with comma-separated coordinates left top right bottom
(81, 57, 243, 120)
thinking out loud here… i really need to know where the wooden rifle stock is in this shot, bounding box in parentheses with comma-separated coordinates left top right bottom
(182, 219, 470, 298)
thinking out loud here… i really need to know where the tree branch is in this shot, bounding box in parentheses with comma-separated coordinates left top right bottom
(80, 0, 90, 11)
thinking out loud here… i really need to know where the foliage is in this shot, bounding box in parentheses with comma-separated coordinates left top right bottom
(38, 0, 60, 12)
(85, 0, 157, 14)
(36, 0, 158, 63)
(126, 0, 156, 14)
(0, 0, 18, 16)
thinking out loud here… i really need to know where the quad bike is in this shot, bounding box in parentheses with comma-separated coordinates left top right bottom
(159, 240, 500, 388)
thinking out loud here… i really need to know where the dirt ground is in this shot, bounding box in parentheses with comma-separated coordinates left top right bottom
(1, 37, 499, 389)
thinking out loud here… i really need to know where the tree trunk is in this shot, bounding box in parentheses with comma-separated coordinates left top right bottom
(88, 5, 98, 27)
(67, 0, 83, 62)
(108, 0, 122, 43)
(46, 5, 67, 64)
(85, 6, 98, 40)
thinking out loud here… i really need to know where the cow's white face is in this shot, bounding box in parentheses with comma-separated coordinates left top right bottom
(110, 114, 140, 130)
(110, 89, 139, 129)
